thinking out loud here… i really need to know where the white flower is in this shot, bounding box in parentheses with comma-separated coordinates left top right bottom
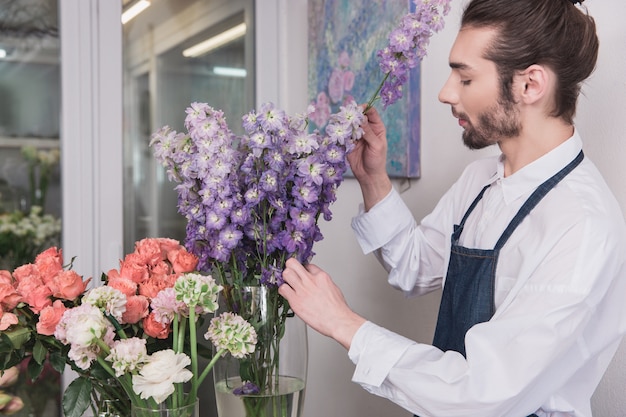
(83, 286, 127, 321)
(106, 338, 148, 377)
(205, 312, 257, 358)
(55, 304, 113, 349)
(131, 350, 193, 404)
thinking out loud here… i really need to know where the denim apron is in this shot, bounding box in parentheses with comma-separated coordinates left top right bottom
(414, 151, 583, 417)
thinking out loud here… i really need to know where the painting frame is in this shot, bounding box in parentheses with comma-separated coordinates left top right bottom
(307, 0, 421, 178)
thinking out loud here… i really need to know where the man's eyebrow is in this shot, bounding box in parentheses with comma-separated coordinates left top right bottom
(449, 62, 472, 71)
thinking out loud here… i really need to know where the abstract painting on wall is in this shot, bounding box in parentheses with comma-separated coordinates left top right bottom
(307, 0, 421, 178)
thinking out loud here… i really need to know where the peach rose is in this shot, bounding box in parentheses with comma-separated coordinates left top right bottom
(134, 238, 165, 266)
(156, 238, 182, 253)
(36, 300, 67, 335)
(0, 282, 21, 310)
(121, 295, 149, 324)
(35, 247, 64, 285)
(169, 249, 199, 274)
(119, 254, 149, 283)
(151, 261, 172, 278)
(143, 313, 170, 339)
(20, 284, 53, 314)
(107, 275, 138, 297)
(0, 270, 12, 285)
(12, 264, 40, 284)
(49, 270, 89, 301)
(0, 310, 18, 331)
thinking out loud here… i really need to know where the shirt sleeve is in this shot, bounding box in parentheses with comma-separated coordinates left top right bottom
(351, 187, 448, 296)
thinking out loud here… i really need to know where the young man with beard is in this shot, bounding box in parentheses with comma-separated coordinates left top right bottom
(279, 0, 626, 416)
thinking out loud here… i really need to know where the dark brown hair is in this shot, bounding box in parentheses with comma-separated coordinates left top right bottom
(461, 0, 599, 124)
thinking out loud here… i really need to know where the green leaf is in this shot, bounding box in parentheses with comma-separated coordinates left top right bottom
(27, 357, 44, 381)
(33, 339, 47, 364)
(1, 326, 32, 349)
(49, 351, 68, 373)
(63, 377, 93, 417)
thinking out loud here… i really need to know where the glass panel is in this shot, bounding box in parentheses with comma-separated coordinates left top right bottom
(0, 1, 63, 415)
(122, 0, 254, 252)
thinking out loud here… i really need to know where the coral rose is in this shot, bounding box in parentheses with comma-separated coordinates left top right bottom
(169, 249, 198, 274)
(0, 282, 21, 310)
(119, 254, 149, 283)
(143, 313, 170, 339)
(36, 300, 67, 335)
(12, 264, 40, 284)
(0, 270, 12, 285)
(108, 274, 138, 297)
(50, 270, 89, 301)
(21, 285, 53, 314)
(0, 310, 18, 331)
(122, 295, 149, 324)
(35, 247, 64, 285)
(134, 238, 165, 266)
(156, 238, 182, 253)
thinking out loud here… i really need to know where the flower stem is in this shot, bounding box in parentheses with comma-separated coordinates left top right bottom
(197, 348, 226, 386)
(363, 71, 390, 113)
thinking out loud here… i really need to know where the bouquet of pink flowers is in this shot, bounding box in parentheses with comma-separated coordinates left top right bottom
(0, 239, 257, 417)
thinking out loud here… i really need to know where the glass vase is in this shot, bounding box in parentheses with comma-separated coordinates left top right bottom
(130, 398, 199, 417)
(213, 285, 308, 417)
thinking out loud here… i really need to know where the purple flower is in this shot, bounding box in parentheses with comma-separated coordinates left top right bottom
(233, 381, 260, 396)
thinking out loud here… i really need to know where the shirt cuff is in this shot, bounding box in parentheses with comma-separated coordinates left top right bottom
(351, 188, 415, 254)
(348, 321, 414, 387)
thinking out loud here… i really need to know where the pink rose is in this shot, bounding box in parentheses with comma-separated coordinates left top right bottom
(156, 238, 182, 253)
(151, 261, 172, 278)
(121, 295, 149, 324)
(108, 275, 138, 297)
(119, 254, 149, 283)
(0, 310, 18, 331)
(12, 264, 40, 284)
(36, 300, 67, 335)
(134, 238, 165, 266)
(0, 270, 12, 285)
(169, 249, 199, 274)
(35, 247, 64, 285)
(21, 285, 53, 314)
(49, 270, 89, 301)
(0, 282, 21, 310)
(143, 313, 170, 339)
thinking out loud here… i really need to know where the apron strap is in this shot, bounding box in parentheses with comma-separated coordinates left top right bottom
(494, 151, 583, 250)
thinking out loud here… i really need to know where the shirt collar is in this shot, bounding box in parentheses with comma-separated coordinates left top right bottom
(488, 129, 583, 204)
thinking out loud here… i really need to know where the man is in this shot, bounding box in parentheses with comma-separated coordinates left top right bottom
(279, 0, 626, 416)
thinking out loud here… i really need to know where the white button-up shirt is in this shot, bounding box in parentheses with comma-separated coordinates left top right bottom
(349, 131, 626, 417)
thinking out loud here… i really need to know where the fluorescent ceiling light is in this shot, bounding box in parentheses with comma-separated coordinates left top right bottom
(213, 66, 247, 78)
(0, 49, 6, 59)
(121, 0, 151, 24)
(183, 23, 246, 58)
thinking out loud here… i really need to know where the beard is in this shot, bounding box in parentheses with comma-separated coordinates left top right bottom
(457, 94, 521, 150)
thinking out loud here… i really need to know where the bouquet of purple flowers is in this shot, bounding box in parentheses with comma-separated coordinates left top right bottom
(150, 100, 364, 406)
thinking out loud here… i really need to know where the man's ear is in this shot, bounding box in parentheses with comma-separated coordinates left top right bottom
(516, 64, 551, 105)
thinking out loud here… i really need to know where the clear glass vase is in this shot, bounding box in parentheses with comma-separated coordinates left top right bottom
(213, 285, 308, 417)
(130, 398, 199, 417)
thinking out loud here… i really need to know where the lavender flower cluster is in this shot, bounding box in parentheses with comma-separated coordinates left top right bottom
(376, 0, 451, 108)
(151, 101, 364, 287)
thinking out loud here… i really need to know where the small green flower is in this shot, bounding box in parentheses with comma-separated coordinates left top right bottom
(174, 273, 223, 313)
(205, 312, 257, 358)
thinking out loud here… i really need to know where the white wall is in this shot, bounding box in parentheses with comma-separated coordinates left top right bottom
(265, 1, 626, 416)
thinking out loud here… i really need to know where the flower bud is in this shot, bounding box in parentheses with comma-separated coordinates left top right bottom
(0, 367, 19, 388)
